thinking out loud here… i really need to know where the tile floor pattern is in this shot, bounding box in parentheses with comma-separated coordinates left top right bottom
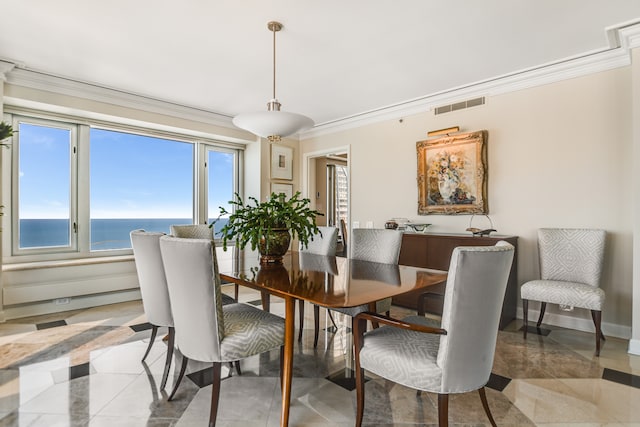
(1, 285, 640, 426)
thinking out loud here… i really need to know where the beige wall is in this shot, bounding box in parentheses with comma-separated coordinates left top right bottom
(301, 66, 634, 336)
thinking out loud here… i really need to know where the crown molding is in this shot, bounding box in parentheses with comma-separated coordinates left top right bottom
(301, 22, 640, 140)
(0, 61, 15, 82)
(4, 66, 236, 129)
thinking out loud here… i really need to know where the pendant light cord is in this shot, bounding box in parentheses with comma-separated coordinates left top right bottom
(272, 25, 277, 100)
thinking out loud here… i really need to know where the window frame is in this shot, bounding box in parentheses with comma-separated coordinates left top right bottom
(10, 115, 79, 256)
(2, 110, 243, 263)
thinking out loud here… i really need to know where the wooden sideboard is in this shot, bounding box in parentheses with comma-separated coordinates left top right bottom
(395, 232, 518, 329)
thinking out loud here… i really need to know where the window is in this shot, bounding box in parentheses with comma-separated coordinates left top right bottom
(90, 128, 194, 251)
(14, 119, 77, 252)
(207, 148, 237, 238)
(6, 112, 241, 260)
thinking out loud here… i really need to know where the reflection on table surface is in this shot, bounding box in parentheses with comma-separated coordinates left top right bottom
(218, 249, 447, 309)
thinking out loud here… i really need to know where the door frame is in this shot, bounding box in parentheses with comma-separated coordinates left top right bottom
(302, 145, 350, 235)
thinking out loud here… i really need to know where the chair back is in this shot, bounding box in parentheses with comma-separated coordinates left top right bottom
(350, 228, 403, 264)
(299, 226, 338, 255)
(170, 224, 213, 240)
(130, 230, 173, 327)
(159, 235, 225, 362)
(538, 228, 605, 287)
(437, 241, 514, 393)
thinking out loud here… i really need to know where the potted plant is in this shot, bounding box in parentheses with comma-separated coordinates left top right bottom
(0, 121, 14, 147)
(214, 191, 322, 264)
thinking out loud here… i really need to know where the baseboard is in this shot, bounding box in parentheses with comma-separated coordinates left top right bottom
(628, 338, 640, 355)
(1, 289, 142, 321)
(516, 306, 631, 339)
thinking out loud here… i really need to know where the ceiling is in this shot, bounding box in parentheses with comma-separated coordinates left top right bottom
(1, 1, 640, 130)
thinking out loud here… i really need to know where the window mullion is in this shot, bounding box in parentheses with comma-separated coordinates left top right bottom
(76, 124, 90, 254)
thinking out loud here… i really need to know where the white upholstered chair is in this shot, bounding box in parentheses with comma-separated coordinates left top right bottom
(170, 224, 237, 304)
(297, 226, 339, 347)
(521, 228, 606, 355)
(159, 236, 285, 426)
(330, 229, 403, 324)
(129, 230, 174, 390)
(354, 242, 515, 427)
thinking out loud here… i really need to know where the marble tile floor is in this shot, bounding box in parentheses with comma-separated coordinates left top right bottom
(1, 285, 639, 426)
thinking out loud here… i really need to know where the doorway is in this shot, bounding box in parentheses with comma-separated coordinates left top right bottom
(302, 147, 350, 253)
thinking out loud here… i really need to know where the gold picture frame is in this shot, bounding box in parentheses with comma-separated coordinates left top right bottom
(417, 130, 488, 215)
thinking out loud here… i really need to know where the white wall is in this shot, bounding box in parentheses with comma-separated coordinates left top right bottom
(301, 66, 634, 337)
(631, 48, 640, 354)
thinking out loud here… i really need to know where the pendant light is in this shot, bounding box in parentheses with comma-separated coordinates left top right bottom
(232, 21, 314, 143)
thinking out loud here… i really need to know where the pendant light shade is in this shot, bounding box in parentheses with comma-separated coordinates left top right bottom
(233, 21, 314, 143)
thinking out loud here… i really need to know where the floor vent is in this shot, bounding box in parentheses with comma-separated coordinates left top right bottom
(435, 97, 485, 115)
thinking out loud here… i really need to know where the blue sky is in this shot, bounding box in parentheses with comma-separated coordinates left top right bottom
(19, 123, 234, 219)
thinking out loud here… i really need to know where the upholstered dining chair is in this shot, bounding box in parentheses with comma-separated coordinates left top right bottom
(159, 236, 285, 426)
(170, 224, 238, 304)
(129, 230, 174, 391)
(354, 242, 515, 427)
(521, 228, 607, 356)
(330, 228, 404, 327)
(297, 226, 339, 347)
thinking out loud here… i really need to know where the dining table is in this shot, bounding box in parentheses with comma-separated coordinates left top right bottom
(218, 249, 447, 427)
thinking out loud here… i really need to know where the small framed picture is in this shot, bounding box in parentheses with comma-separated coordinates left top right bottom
(271, 145, 293, 180)
(271, 182, 293, 199)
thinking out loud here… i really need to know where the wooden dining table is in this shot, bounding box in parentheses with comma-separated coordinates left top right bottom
(218, 249, 447, 427)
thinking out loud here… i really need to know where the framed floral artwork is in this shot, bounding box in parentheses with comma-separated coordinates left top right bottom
(417, 130, 488, 215)
(271, 145, 293, 180)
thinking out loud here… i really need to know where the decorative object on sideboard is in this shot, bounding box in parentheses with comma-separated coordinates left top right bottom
(417, 130, 488, 215)
(466, 214, 496, 236)
(392, 218, 410, 231)
(384, 220, 398, 230)
(406, 223, 432, 233)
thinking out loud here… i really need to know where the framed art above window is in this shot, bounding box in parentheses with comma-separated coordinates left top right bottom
(271, 145, 293, 180)
(417, 130, 488, 215)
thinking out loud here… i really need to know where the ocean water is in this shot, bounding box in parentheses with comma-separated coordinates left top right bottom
(19, 218, 229, 251)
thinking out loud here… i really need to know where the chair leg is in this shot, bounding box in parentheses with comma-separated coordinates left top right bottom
(354, 316, 367, 427)
(313, 304, 320, 348)
(522, 299, 528, 339)
(234, 283, 239, 302)
(209, 362, 222, 427)
(327, 310, 338, 329)
(142, 325, 159, 362)
(234, 361, 242, 376)
(160, 327, 175, 390)
(591, 310, 603, 356)
(438, 394, 449, 427)
(478, 387, 498, 427)
(591, 310, 606, 341)
(298, 299, 305, 342)
(168, 356, 189, 401)
(537, 302, 547, 327)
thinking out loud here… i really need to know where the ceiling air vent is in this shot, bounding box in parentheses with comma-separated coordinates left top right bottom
(434, 97, 485, 115)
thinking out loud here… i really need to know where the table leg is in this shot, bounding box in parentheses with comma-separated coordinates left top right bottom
(280, 296, 295, 427)
(261, 291, 271, 312)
